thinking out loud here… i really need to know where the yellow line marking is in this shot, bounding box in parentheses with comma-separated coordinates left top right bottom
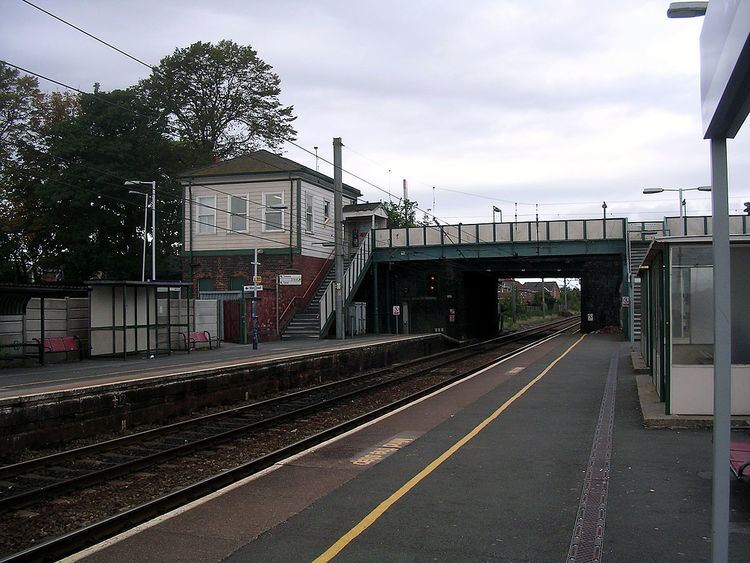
(313, 334, 586, 562)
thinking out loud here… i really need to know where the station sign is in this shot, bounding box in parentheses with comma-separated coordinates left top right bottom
(243, 285, 263, 292)
(279, 274, 302, 286)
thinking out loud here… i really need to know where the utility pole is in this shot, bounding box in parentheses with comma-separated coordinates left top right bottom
(333, 137, 345, 340)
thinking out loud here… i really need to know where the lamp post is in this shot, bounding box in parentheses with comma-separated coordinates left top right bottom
(492, 205, 502, 223)
(642, 185, 711, 234)
(128, 190, 149, 282)
(125, 180, 157, 280)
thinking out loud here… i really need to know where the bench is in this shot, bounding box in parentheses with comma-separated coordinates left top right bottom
(730, 439, 750, 481)
(179, 331, 219, 351)
(32, 336, 82, 361)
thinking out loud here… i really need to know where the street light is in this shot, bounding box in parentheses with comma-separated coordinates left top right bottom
(492, 205, 502, 223)
(642, 185, 711, 228)
(128, 190, 149, 282)
(125, 180, 156, 280)
(666, 2, 707, 18)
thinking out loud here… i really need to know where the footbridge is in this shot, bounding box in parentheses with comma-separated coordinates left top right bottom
(320, 217, 636, 341)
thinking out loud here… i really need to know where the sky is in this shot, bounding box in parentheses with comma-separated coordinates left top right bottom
(2, 0, 749, 226)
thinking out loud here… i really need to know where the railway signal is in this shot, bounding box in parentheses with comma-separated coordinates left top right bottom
(426, 273, 438, 296)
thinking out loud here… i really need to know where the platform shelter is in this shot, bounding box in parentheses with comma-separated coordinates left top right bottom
(638, 230, 750, 415)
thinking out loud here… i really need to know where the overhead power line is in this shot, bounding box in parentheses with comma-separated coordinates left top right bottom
(21, 0, 154, 70)
(12, 1, 465, 230)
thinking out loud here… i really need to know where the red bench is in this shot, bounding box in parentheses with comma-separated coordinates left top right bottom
(730, 439, 750, 481)
(33, 336, 82, 361)
(179, 331, 218, 351)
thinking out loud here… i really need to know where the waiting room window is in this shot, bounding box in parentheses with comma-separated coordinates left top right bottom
(198, 278, 214, 293)
(229, 194, 249, 232)
(230, 276, 247, 291)
(197, 196, 216, 234)
(324, 200, 331, 225)
(263, 192, 284, 232)
(305, 192, 314, 233)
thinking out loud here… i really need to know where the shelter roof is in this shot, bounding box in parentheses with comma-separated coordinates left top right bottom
(0, 283, 87, 315)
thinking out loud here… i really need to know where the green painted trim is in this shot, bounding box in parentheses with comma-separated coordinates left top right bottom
(190, 248, 300, 257)
(296, 179, 302, 252)
(372, 239, 626, 262)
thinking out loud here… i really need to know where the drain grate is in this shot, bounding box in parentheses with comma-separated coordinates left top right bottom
(568, 352, 618, 563)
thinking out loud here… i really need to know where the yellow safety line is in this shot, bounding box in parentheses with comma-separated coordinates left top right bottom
(313, 333, 587, 562)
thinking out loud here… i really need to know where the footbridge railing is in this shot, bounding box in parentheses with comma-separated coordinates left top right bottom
(319, 232, 373, 334)
(373, 218, 627, 249)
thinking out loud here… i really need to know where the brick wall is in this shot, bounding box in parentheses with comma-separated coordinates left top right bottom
(183, 254, 332, 341)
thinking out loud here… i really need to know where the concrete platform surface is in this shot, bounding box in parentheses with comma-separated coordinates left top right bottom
(68, 333, 750, 562)
(0, 334, 432, 400)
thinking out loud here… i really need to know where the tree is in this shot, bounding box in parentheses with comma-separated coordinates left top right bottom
(0, 64, 50, 282)
(0, 64, 45, 164)
(140, 40, 297, 165)
(2, 83, 183, 283)
(383, 199, 427, 228)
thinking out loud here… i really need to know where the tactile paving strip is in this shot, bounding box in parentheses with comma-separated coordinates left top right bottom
(567, 352, 618, 563)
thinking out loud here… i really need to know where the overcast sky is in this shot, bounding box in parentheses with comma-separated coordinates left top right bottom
(2, 0, 749, 224)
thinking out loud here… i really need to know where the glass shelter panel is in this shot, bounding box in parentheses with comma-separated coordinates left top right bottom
(670, 244, 750, 365)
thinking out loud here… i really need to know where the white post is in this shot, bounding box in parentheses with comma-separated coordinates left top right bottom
(140, 195, 148, 282)
(710, 137, 731, 563)
(333, 137, 345, 340)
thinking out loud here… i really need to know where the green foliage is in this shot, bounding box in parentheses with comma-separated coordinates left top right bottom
(140, 40, 297, 165)
(0, 69, 183, 282)
(0, 65, 45, 164)
(383, 199, 428, 228)
(1, 38, 298, 283)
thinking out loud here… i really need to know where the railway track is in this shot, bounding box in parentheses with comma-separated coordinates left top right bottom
(0, 317, 579, 561)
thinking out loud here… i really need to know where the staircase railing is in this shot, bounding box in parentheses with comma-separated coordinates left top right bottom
(319, 232, 373, 334)
(278, 250, 334, 335)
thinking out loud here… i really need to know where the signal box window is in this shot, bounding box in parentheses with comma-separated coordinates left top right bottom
(229, 194, 249, 232)
(263, 193, 284, 232)
(305, 192, 314, 233)
(197, 196, 216, 234)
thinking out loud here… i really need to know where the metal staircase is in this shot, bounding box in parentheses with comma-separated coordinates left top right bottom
(627, 221, 666, 341)
(630, 242, 650, 340)
(319, 232, 373, 336)
(281, 258, 350, 340)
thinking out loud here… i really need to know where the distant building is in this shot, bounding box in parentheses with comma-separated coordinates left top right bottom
(520, 281, 561, 302)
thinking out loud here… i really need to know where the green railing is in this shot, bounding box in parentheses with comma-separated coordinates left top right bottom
(319, 232, 373, 334)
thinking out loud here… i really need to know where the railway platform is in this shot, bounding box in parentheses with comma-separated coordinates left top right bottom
(0, 334, 432, 400)
(66, 332, 750, 562)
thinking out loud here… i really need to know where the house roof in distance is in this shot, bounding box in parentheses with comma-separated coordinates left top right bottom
(343, 202, 383, 212)
(179, 149, 362, 198)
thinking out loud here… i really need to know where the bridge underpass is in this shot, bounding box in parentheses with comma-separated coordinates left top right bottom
(347, 218, 630, 341)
